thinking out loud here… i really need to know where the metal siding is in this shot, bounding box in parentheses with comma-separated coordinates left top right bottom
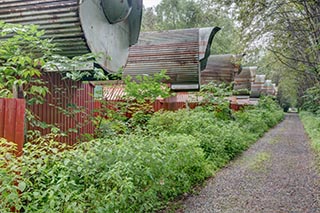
(28, 73, 95, 145)
(103, 86, 126, 101)
(264, 80, 274, 96)
(0, 98, 25, 156)
(0, 0, 143, 72)
(234, 66, 257, 94)
(250, 74, 266, 98)
(201, 54, 243, 85)
(124, 27, 220, 89)
(0, 0, 89, 57)
(0, 99, 4, 137)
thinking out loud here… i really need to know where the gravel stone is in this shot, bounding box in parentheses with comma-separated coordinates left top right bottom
(182, 113, 320, 213)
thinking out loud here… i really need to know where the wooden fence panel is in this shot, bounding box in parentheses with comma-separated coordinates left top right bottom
(0, 98, 25, 156)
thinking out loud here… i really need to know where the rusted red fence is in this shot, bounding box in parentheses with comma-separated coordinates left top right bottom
(0, 98, 26, 156)
(28, 72, 95, 145)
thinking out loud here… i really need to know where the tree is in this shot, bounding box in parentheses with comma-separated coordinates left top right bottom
(215, 0, 319, 108)
(219, 0, 319, 73)
(141, 7, 159, 31)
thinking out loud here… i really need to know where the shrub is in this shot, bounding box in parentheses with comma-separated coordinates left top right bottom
(0, 96, 284, 212)
(1, 133, 209, 212)
(148, 98, 284, 171)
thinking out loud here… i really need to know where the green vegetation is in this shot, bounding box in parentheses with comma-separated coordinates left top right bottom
(220, 0, 319, 110)
(0, 22, 52, 102)
(300, 111, 320, 157)
(299, 86, 320, 162)
(0, 96, 283, 212)
(0, 9, 291, 212)
(0, 22, 106, 139)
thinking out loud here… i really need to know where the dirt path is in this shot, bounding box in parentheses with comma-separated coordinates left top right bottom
(182, 113, 320, 213)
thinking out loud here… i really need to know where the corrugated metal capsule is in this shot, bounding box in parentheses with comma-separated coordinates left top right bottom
(250, 74, 266, 98)
(272, 83, 278, 96)
(0, 0, 143, 73)
(234, 66, 257, 95)
(264, 79, 274, 96)
(201, 54, 243, 85)
(123, 27, 221, 90)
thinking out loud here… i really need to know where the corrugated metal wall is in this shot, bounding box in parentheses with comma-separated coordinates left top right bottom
(234, 66, 257, 95)
(124, 27, 221, 90)
(0, 0, 89, 57)
(124, 28, 200, 86)
(250, 74, 266, 98)
(0, 0, 143, 72)
(201, 54, 243, 85)
(28, 72, 95, 145)
(0, 98, 26, 156)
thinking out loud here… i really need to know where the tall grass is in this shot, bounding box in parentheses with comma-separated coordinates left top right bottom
(300, 111, 320, 154)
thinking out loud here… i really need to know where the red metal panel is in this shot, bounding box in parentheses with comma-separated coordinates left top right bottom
(94, 100, 102, 117)
(153, 99, 164, 112)
(0, 99, 5, 137)
(4, 99, 17, 143)
(14, 99, 25, 156)
(28, 72, 95, 145)
(0, 98, 25, 155)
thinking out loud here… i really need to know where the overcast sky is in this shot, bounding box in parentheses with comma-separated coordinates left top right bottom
(143, 0, 162, 8)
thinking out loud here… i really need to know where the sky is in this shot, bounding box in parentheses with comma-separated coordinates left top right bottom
(143, 0, 162, 8)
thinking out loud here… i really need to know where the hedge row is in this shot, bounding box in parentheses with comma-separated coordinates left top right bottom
(0, 98, 284, 212)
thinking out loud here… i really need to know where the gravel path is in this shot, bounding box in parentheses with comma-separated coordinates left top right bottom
(182, 113, 320, 213)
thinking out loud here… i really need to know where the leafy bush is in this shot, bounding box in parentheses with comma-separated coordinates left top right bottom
(0, 97, 284, 212)
(123, 70, 171, 128)
(0, 139, 22, 211)
(1, 133, 209, 212)
(198, 82, 233, 120)
(0, 22, 51, 102)
(148, 97, 284, 170)
(234, 97, 284, 136)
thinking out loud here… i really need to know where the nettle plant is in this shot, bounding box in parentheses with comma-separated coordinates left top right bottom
(123, 70, 171, 127)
